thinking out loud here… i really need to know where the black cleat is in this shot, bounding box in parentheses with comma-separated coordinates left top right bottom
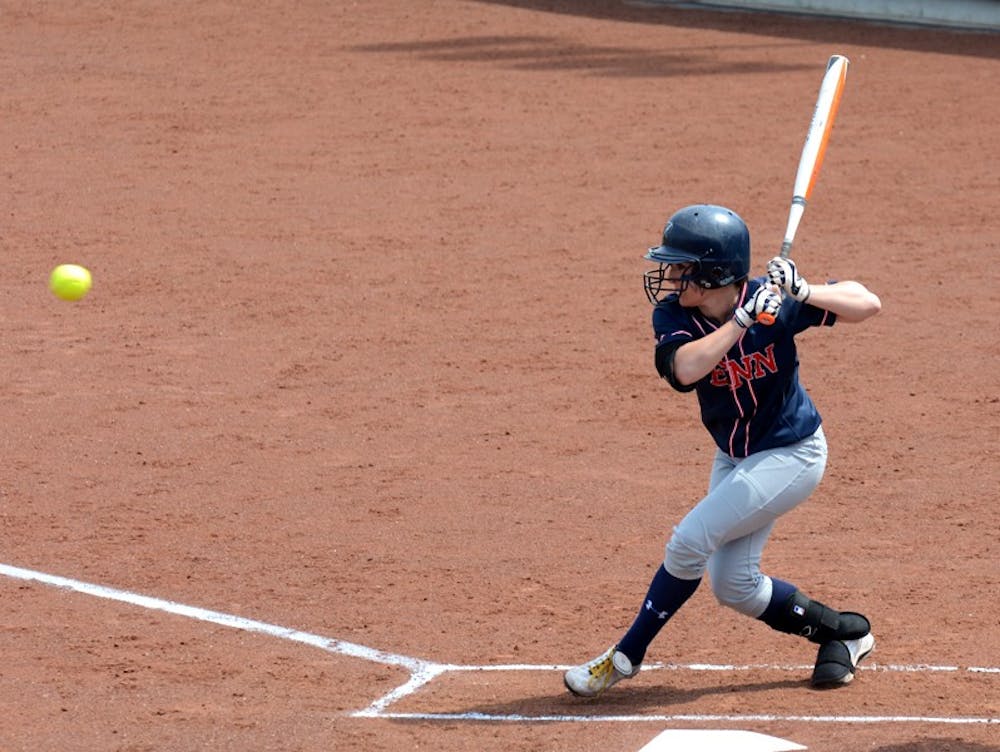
(811, 633, 875, 687)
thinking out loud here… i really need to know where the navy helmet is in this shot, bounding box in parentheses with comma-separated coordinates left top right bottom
(643, 204, 751, 304)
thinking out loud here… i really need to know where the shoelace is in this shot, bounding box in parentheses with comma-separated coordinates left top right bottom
(589, 655, 614, 682)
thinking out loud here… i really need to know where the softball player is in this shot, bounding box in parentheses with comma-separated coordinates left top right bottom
(565, 204, 882, 697)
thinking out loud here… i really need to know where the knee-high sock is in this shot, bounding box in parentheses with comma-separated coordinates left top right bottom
(757, 577, 798, 630)
(616, 565, 700, 666)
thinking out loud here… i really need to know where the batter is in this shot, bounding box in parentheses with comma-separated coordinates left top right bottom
(565, 204, 882, 697)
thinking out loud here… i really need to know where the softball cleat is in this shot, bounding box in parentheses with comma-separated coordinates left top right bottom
(811, 632, 875, 687)
(564, 646, 640, 697)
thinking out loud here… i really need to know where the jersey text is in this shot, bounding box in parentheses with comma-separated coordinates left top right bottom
(710, 344, 778, 389)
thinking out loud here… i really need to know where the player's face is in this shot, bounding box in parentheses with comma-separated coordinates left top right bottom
(664, 263, 692, 291)
(669, 264, 704, 305)
(644, 262, 707, 305)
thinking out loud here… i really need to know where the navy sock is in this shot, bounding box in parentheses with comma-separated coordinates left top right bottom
(616, 565, 700, 666)
(758, 577, 798, 630)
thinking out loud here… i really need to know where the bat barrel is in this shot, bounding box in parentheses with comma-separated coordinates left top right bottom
(762, 54, 849, 324)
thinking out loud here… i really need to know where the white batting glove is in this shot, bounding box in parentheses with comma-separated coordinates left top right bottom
(767, 257, 810, 302)
(733, 285, 782, 329)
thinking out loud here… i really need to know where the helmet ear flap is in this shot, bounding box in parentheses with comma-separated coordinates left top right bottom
(701, 263, 745, 288)
(693, 264, 726, 289)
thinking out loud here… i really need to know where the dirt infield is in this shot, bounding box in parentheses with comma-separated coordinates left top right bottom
(2, 1, 998, 750)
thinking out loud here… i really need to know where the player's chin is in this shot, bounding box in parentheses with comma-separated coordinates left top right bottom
(677, 289, 701, 307)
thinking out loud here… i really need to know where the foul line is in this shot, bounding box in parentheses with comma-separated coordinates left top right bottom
(2, 563, 998, 726)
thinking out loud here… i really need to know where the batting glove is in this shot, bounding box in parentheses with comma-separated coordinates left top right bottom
(734, 285, 782, 329)
(767, 257, 810, 302)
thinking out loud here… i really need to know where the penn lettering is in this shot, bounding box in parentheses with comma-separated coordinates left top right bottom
(710, 344, 778, 388)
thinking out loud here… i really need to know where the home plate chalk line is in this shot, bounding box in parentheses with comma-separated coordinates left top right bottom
(3, 562, 999, 726)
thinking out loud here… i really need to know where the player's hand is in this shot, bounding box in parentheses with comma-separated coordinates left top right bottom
(734, 285, 782, 329)
(767, 257, 810, 302)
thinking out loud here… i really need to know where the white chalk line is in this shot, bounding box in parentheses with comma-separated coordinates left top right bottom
(2, 563, 997, 726)
(370, 712, 1000, 725)
(0, 563, 426, 673)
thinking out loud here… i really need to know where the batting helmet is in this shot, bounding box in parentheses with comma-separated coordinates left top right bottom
(643, 204, 751, 304)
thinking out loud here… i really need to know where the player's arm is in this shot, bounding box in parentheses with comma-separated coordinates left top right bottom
(663, 287, 782, 387)
(668, 323, 744, 387)
(800, 281, 881, 323)
(768, 257, 881, 323)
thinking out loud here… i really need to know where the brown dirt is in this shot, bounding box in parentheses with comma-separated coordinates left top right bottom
(1, 1, 998, 750)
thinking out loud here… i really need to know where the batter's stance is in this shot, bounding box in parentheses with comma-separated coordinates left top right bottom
(565, 205, 882, 697)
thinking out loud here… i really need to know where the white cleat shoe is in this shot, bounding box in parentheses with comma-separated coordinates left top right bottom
(811, 632, 875, 687)
(564, 646, 640, 698)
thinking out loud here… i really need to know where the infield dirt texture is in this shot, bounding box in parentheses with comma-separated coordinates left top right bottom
(2, 2, 998, 751)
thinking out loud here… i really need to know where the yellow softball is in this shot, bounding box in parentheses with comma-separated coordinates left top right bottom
(49, 264, 93, 301)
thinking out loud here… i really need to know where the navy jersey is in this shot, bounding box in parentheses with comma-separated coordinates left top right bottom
(652, 277, 835, 458)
